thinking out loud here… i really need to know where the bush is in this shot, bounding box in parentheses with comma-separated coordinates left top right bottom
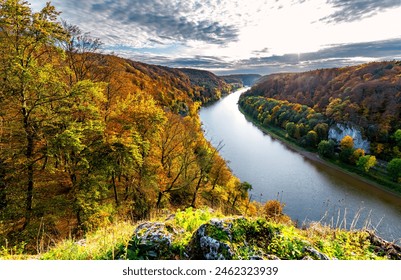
(262, 200, 291, 224)
(340, 148, 354, 164)
(357, 155, 377, 172)
(318, 140, 335, 158)
(387, 158, 401, 182)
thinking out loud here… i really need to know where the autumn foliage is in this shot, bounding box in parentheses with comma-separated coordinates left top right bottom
(0, 0, 247, 252)
(246, 62, 401, 147)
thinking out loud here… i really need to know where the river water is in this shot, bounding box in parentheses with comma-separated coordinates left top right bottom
(200, 87, 401, 243)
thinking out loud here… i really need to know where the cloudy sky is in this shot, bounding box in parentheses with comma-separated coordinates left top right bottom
(31, 0, 401, 74)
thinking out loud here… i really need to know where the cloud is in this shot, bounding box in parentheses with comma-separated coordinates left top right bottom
(321, 0, 401, 23)
(89, 0, 239, 45)
(30, 0, 401, 75)
(189, 38, 401, 74)
(241, 38, 401, 71)
(111, 38, 401, 75)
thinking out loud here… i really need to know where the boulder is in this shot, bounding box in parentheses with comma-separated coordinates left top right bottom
(127, 222, 178, 259)
(187, 219, 235, 260)
(304, 246, 331, 260)
(367, 231, 401, 260)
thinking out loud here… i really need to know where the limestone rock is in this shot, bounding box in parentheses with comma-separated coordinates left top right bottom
(367, 231, 401, 260)
(304, 246, 331, 260)
(265, 254, 281, 260)
(127, 222, 177, 260)
(187, 219, 235, 260)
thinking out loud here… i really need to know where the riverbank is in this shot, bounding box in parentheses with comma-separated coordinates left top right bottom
(238, 105, 401, 200)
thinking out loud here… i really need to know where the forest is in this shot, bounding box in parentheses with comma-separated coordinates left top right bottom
(220, 74, 262, 87)
(240, 62, 401, 191)
(0, 0, 252, 252)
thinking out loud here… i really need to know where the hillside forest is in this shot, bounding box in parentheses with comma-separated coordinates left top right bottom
(0, 0, 252, 252)
(239, 61, 401, 191)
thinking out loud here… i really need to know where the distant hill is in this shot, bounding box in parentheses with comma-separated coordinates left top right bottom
(177, 68, 233, 102)
(220, 74, 262, 87)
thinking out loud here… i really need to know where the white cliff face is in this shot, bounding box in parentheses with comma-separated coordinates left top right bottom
(329, 123, 370, 153)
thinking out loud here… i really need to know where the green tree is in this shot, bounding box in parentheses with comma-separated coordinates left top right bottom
(0, 0, 66, 226)
(387, 158, 401, 182)
(313, 123, 329, 141)
(357, 155, 377, 173)
(305, 130, 319, 148)
(231, 181, 252, 208)
(340, 148, 354, 164)
(286, 122, 296, 138)
(351, 148, 365, 165)
(49, 80, 107, 229)
(317, 140, 335, 158)
(394, 129, 401, 147)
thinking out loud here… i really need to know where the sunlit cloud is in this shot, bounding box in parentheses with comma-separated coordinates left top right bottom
(30, 0, 401, 74)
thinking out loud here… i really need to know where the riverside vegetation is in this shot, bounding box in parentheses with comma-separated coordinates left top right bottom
(1, 1, 400, 260)
(239, 62, 401, 194)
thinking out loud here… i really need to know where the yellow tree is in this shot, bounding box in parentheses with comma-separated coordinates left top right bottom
(340, 135, 354, 150)
(155, 115, 198, 208)
(107, 92, 166, 219)
(0, 0, 66, 226)
(357, 155, 377, 173)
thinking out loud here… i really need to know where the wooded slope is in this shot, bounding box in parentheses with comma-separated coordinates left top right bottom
(246, 62, 401, 142)
(0, 0, 247, 252)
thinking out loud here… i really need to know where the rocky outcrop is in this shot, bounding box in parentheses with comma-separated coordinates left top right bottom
(127, 222, 180, 260)
(187, 218, 235, 260)
(329, 123, 370, 152)
(125, 218, 399, 260)
(303, 246, 331, 260)
(367, 231, 401, 260)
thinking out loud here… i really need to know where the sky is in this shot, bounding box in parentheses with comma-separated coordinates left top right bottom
(30, 0, 401, 75)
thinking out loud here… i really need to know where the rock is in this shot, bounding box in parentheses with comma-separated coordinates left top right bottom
(75, 239, 86, 247)
(187, 219, 235, 260)
(329, 123, 370, 152)
(127, 222, 176, 260)
(249, 255, 264, 260)
(367, 231, 401, 260)
(164, 214, 175, 221)
(304, 246, 331, 260)
(265, 254, 281, 260)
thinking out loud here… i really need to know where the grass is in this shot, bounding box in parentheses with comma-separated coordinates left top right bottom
(0, 208, 393, 260)
(38, 220, 134, 260)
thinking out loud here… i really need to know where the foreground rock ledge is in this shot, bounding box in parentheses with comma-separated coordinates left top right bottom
(125, 218, 401, 260)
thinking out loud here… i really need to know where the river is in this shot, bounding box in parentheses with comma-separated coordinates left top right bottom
(199, 87, 401, 243)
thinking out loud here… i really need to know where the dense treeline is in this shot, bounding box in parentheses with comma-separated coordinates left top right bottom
(239, 96, 329, 148)
(241, 63, 401, 186)
(177, 68, 233, 103)
(220, 74, 262, 87)
(0, 0, 248, 251)
(246, 62, 401, 159)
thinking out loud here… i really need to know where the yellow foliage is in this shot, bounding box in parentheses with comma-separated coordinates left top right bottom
(340, 135, 354, 150)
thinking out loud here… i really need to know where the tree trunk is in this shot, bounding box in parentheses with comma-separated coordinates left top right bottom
(0, 160, 7, 210)
(23, 113, 35, 229)
(112, 172, 119, 206)
(191, 175, 203, 208)
(156, 191, 163, 209)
